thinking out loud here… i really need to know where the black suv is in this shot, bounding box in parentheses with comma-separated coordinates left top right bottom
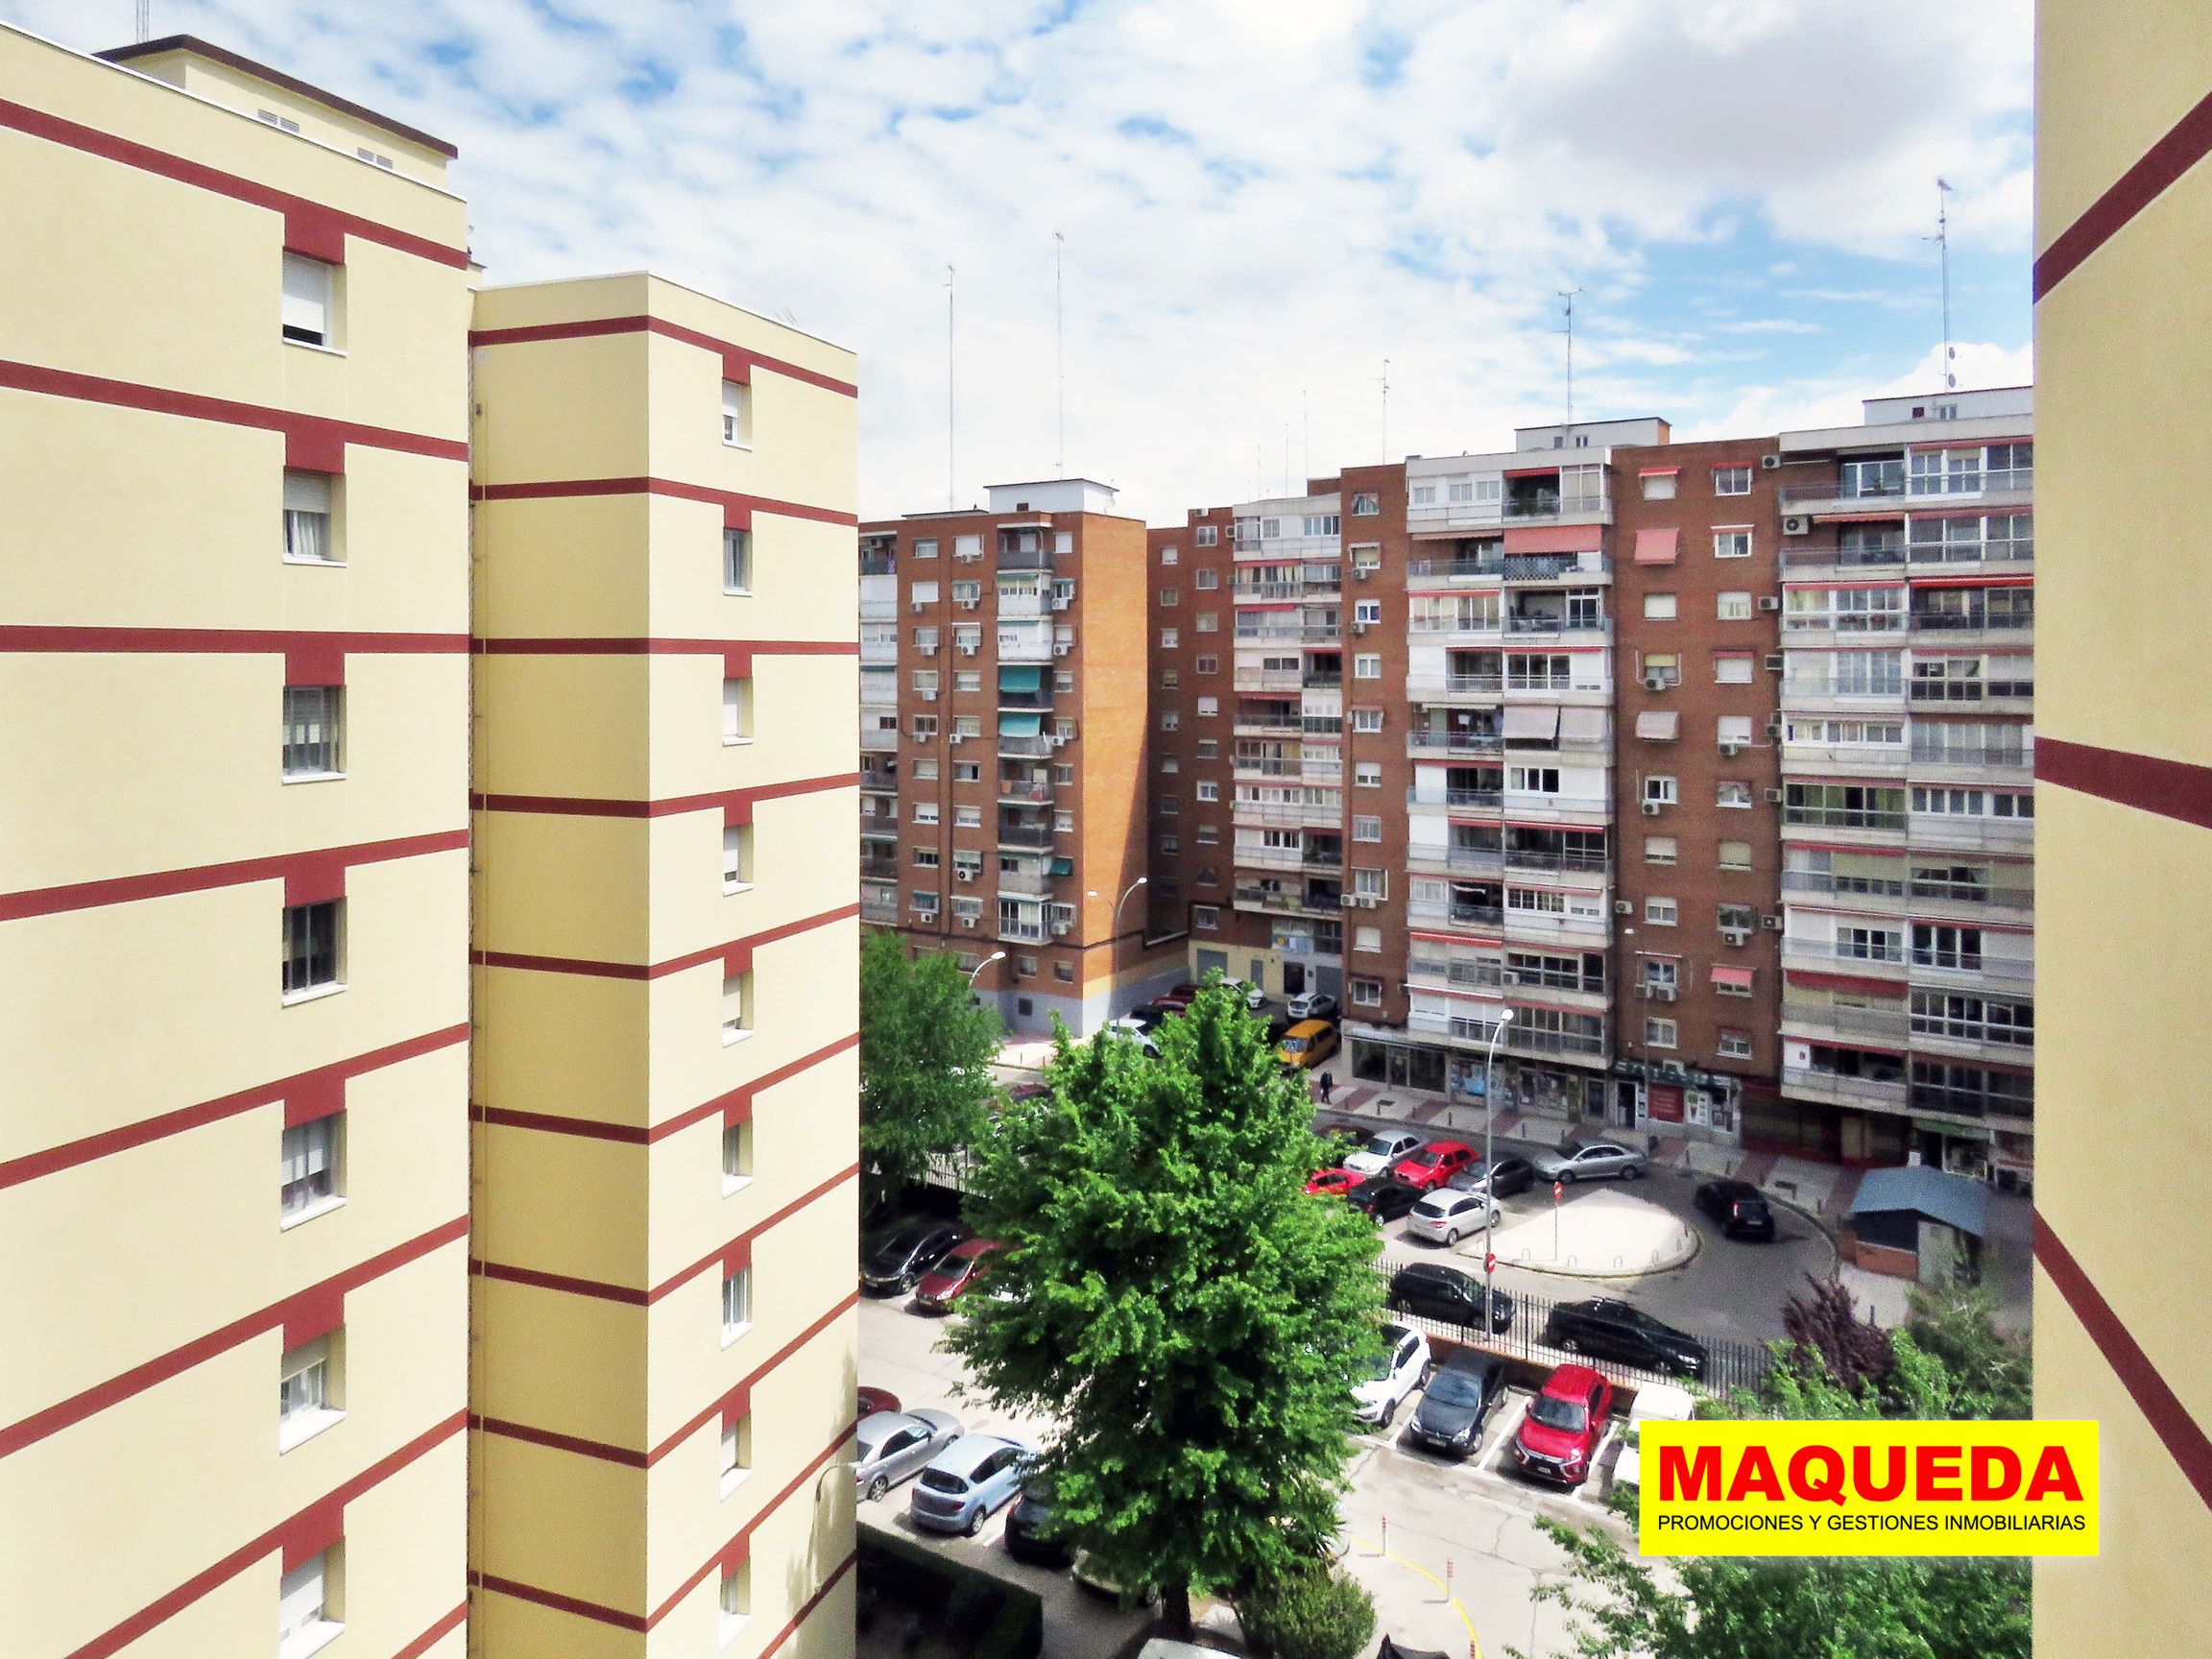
(1003, 1477, 1071, 1568)
(1542, 1298, 1708, 1379)
(1407, 1348, 1509, 1457)
(1695, 1178, 1777, 1241)
(860, 1219, 966, 1296)
(1386, 1262, 1516, 1334)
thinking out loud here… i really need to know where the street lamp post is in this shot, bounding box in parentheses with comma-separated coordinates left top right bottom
(967, 950, 1007, 992)
(1087, 877, 1148, 1013)
(1481, 1007, 1515, 1332)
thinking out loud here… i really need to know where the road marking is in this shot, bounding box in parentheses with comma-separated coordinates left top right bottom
(1347, 1533, 1484, 1659)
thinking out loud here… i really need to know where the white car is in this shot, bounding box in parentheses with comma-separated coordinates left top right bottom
(1342, 1130, 1425, 1176)
(1404, 1190, 1500, 1246)
(1614, 1382, 1695, 1491)
(1226, 978, 1267, 1010)
(1529, 1142, 1649, 1183)
(1286, 991, 1338, 1022)
(1352, 1321, 1431, 1427)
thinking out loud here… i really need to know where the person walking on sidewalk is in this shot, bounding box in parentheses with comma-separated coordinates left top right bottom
(1318, 1070, 1334, 1103)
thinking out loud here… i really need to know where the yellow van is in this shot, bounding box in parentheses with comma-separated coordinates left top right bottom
(1277, 1020, 1339, 1070)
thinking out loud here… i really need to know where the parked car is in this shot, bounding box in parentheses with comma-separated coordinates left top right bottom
(1003, 1475, 1072, 1568)
(1071, 1549, 1159, 1605)
(1351, 1321, 1431, 1427)
(1543, 1297, 1709, 1380)
(1102, 1016, 1163, 1054)
(910, 1239, 1003, 1312)
(1286, 991, 1339, 1022)
(1277, 1019, 1339, 1070)
(1695, 1178, 1778, 1240)
(1343, 1130, 1425, 1176)
(1386, 1261, 1514, 1333)
(908, 1433, 1032, 1535)
(1345, 1175, 1423, 1223)
(1003, 1081, 1050, 1106)
(1305, 1167, 1361, 1198)
(1447, 1153, 1536, 1199)
(857, 1385, 902, 1419)
(1403, 1190, 1502, 1249)
(1529, 1142, 1649, 1184)
(861, 1219, 967, 1296)
(1613, 1382, 1696, 1492)
(1153, 984, 1199, 1010)
(852, 1408, 963, 1501)
(1407, 1347, 1509, 1457)
(1392, 1139, 1478, 1191)
(1227, 978, 1268, 1010)
(1512, 1363, 1614, 1486)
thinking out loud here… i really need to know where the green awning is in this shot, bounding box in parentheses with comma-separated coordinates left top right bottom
(1049, 856, 1074, 876)
(998, 664, 1044, 692)
(998, 711, 1045, 736)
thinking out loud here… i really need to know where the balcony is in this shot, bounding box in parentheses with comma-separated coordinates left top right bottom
(1404, 672, 1504, 700)
(1908, 876, 2035, 915)
(1780, 1001, 1911, 1044)
(1302, 670, 1342, 690)
(1407, 729, 1503, 758)
(1907, 610, 2034, 637)
(1780, 677, 1908, 708)
(1504, 612, 1607, 638)
(997, 866, 1054, 899)
(1234, 757, 1344, 785)
(996, 688, 1055, 712)
(860, 729, 900, 753)
(1407, 900, 1505, 931)
(1408, 785, 1503, 811)
(1407, 845, 1503, 878)
(1232, 667, 1305, 693)
(996, 823, 1057, 852)
(997, 733, 1054, 759)
(1782, 805, 1908, 834)
(859, 768, 900, 793)
(1781, 538, 1906, 574)
(998, 777, 1054, 805)
(1234, 624, 1304, 646)
(998, 920, 1047, 944)
(1783, 870, 1906, 906)
(1781, 937, 1907, 976)
(1781, 1066, 1909, 1110)
(1303, 622, 1343, 645)
(859, 859, 902, 884)
(860, 893, 901, 925)
(1906, 741, 2033, 775)
(860, 637, 898, 665)
(1233, 884, 1343, 917)
(858, 599, 900, 622)
(1908, 678, 2034, 708)
(1783, 469, 2032, 518)
(997, 631, 1055, 664)
(1503, 844, 1608, 876)
(1909, 951, 2034, 987)
(1905, 814, 2035, 853)
(996, 590, 1051, 618)
(1905, 533, 2034, 572)
(1232, 799, 1343, 830)
(1780, 741, 1909, 777)
(996, 546, 1054, 573)
(1406, 1007, 1610, 1060)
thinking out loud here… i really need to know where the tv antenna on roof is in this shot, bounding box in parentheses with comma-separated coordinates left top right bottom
(944, 265, 956, 509)
(1930, 179, 1957, 389)
(135, 2, 153, 40)
(1558, 288, 1584, 427)
(1053, 231, 1065, 476)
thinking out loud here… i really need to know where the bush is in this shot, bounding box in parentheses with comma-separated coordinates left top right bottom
(1235, 1565, 1377, 1659)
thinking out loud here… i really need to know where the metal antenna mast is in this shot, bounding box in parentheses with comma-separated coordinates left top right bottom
(135, 1, 152, 41)
(1932, 179, 1957, 389)
(1053, 231, 1065, 475)
(1558, 288, 1583, 427)
(945, 265, 956, 509)
(1302, 389, 1310, 487)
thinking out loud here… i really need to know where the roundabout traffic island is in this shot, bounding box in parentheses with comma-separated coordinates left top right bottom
(1460, 1185, 1700, 1279)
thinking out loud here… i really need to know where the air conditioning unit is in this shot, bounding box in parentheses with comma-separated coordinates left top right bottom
(1355, 567, 1373, 580)
(959, 641, 978, 656)
(1643, 673, 1671, 692)
(1054, 641, 1071, 656)
(910, 600, 926, 613)
(1051, 923, 1071, 937)
(1614, 899, 1634, 916)
(1353, 621, 1370, 635)
(1782, 515, 1812, 537)
(1051, 734, 1070, 748)
(950, 733, 967, 745)
(1763, 786, 1785, 803)
(1761, 914, 1785, 931)
(1641, 800, 1664, 816)
(1720, 926, 1752, 946)
(1719, 740, 1745, 757)
(956, 869, 974, 882)
(1760, 454, 1782, 470)
(961, 916, 977, 928)
(1765, 654, 1787, 672)
(920, 688, 938, 702)
(1640, 984, 1676, 1002)
(958, 597, 980, 610)
(1765, 717, 1785, 737)
(1757, 596, 1782, 613)
(920, 641, 939, 655)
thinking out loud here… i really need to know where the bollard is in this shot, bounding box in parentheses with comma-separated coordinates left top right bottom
(1381, 1515, 1389, 1557)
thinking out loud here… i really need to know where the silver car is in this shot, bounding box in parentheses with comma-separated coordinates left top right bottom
(1530, 1142, 1649, 1184)
(853, 1407, 963, 1502)
(1343, 1130, 1425, 1176)
(1404, 1189, 1500, 1246)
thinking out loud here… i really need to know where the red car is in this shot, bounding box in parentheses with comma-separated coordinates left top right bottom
(1154, 984, 1201, 1010)
(910, 1239, 1002, 1312)
(1305, 1167, 1361, 1198)
(1512, 1363, 1614, 1486)
(1392, 1140, 1478, 1191)
(857, 1385, 902, 1420)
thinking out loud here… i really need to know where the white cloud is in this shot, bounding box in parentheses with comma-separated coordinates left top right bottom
(1691, 339, 2035, 440)
(4, 0, 2032, 519)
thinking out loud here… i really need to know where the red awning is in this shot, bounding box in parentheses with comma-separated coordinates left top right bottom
(1503, 524, 1602, 554)
(1502, 466, 1560, 479)
(1633, 528, 1679, 565)
(1408, 928, 1503, 947)
(1638, 467, 1680, 477)
(1711, 966, 1756, 992)
(1713, 649, 1755, 660)
(1783, 970, 1908, 998)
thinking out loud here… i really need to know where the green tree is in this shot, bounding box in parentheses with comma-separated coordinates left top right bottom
(857, 930, 1002, 1214)
(944, 977, 1384, 1637)
(1902, 1278, 2031, 1421)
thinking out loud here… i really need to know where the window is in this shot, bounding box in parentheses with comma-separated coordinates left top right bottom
(1713, 466, 1752, 496)
(1644, 1018, 1678, 1048)
(911, 848, 939, 868)
(1354, 654, 1382, 680)
(722, 1120, 753, 1190)
(1160, 587, 1180, 608)
(721, 972, 753, 1045)
(1640, 651, 1680, 688)
(1644, 835, 1677, 864)
(1447, 479, 1475, 504)
(1715, 654, 1754, 685)
(1509, 765, 1560, 794)
(1053, 810, 1074, 832)
(720, 1413, 753, 1494)
(1642, 593, 1677, 620)
(1193, 825, 1217, 845)
(1157, 795, 1179, 816)
(1160, 544, 1180, 565)
(1055, 532, 1074, 555)
(280, 1113, 341, 1222)
(954, 534, 982, 561)
(282, 902, 342, 1000)
(278, 473, 343, 573)
(1713, 530, 1753, 560)
(1717, 715, 1756, 750)
(1717, 590, 1752, 620)
(281, 686, 343, 779)
(280, 253, 335, 347)
(1355, 926, 1382, 953)
(1352, 867, 1387, 900)
(1195, 525, 1218, 546)
(723, 528, 752, 593)
(721, 380, 752, 445)
(954, 805, 981, 829)
(278, 1551, 342, 1659)
(721, 678, 752, 744)
(722, 826, 753, 892)
(1351, 492, 1380, 516)
(1351, 978, 1383, 1006)
(1160, 755, 1182, 774)
(913, 537, 939, 560)
(1195, 612, 1218, 634)
(1646, 897, 1677, 926)
(1643, 775, 1677, 805)
(1160, 709, 1180, 732)
(1160, 628, 1179, 649)
(1193, 905, 1219, 930)
(721, 1266, 752, 1343)
(1641, 470, 1678, 500)
(1348, 708, 1383, 734)
(1410, 484, 1436, 506)
(1195, 568, 1219, 589)
(1716, 780, 1753, 808)
(1260, 518, 1281, 539)
(1718, 1029, 1753, 1060)
(1355, 761, 1382, 787)
(1353, 815, 1382, 842)
(1195, 738, 1218, 759)
(279, 1334, 343, 1450)
(1351, 544, 1382, 574)
(1196, 780, 1219, 802)
(1157, 834, 1180, 854)
(1048, 959, 1074, 984)
(1719, 839, 1753, 870)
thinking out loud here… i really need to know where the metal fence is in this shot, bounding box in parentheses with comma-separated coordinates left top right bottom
(1379, 1274, 1775, 1400)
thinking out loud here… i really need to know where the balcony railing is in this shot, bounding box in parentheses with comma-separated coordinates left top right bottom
(1303, 672, 1342, 689)
(998, 780, 1053, 804)
(1504, 613, 1606, 636)
(859, 861, 902, 884)
(1906, 1083, 2034, 1123)
(1781, 541, 1906, 571)
(1405, 673, 1505, 698)
(1784, 938, 1907, 967)
(996, 822, 1056, 851)
(997, 734, 1053, 758)
(1781, 1067, 1908, 1108)
(859, 769, 900, 793)
(1233, 885, 1343, 915)
(1909, 877, 2035, 910)
(997, 868, 1052, 898)
(1504, 845, 1609, 874)
(860, 729, 900, 753)
(1781, 1002, 1911, 1042)
(1232, 801, 1344, 828)
(1781, 678, 1907, 702)
(860, 897, 901, 924)
(998, 921, 1047, 943)
(1235, 759, 1344, 784)
(1910, 951, 2034, 983)
(997, 689, 1055, 712)
(1907, 537, 2034, 566)
(1407, 901, 1505, 930)
(1407, 1008, 1609, 1058)
(996, 591, 1050, 618)
(1408, 786, 1503, 810)
(1909, 680, 2035, 704)
(1232, 669, 1305, 692)
(1407, 730, 1503, 757)
(996, 548, 1054, 573)
(1908, 742, 2032, 769)
(1908, 612, 2034, 634)
(1783, 806, 1908, 833)
(858, 600, 900, 621)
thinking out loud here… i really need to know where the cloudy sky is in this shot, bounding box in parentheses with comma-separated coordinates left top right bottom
(12, 0, 2033, 520)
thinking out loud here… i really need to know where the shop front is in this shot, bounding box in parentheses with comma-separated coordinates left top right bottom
(1607, 1059, 1747, 1147)
(1345, 1028, 1603, 1120)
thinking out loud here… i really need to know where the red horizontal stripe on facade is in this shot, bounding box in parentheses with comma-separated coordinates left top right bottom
(0, 358, 467, 460)
(470, 476, 856, 527)
(2036, 735, 2212, 831)
(648, 1431, 854, 1626)
(470, 771, 858, 818)
(468, 1414, 647, 1469)
(468, 314, 858, 398)
(3, 1215, 467, 1459)
(2034, 1213, 2212, 1510)
(1781, 969, 1910, 998)
(0, 828, 468, 923)
(1908, 574, 2034, 589)
(0, 1021, 468, 1189)
(66, 1409, 468, 1659)
(0, 625, 469, 656)
(0, 96, 471, 272)
(2034, 84, 2212, 300)
(392, 1601, 469, 1659)
(471, 1164, 856, 1307)
(757, 1549, 859, 1659)
(474, 636, 856, 658)
(471, 900, 859, 981)
(473, 1030, 857, 1146)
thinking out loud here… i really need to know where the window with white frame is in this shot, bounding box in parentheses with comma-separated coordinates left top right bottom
(1643, 592, 1677, 620)
(720, 380, 752, 445)
(1446, 479, 1475, 504)
(280, 1112, 342, 1220)
(280, 253, 336, 347)
(1196, 568, 1219, 589)
(1195, 654, 1219, 674)
(723, 528, 752, 593)
(954, 535, 983, 560)
(1196, 780, 1219, 802)
(1716, 780, 1753, 808)
(1351, 543, 1382, 574)
(1055, 532, 1073, 554)
(721, 973, 752, 1045)
(278, 1333, 343, 1450)
(1160, 543, 1180, 565)
(1354, 654, 1382, 679)
(1718, 1029, 1753, 1059)
(722, 1120, 753, 1190)
(1053, 809, 1074, 832)
(1714, 654, 1755, 685)
(1157, 795, 1179, 816)
(1718, 838, 1753, 870)
(282, 901, 343, 1000)
(1351, 492, 1380, 516)
(1195, 612, 1218, 634)
(1644, 1017, 1679, 1048)
(1159, 754, 1181, 774)
(1160, 628, 1179, 649)
(722, 825, 753, 892)
(1355, 925, 1382, 952)
(1352, 867, 1386, 900)
(278, 1550, 342, 1659)
(1641, 470, 1678, 500)
(1195, 524, 1218, 545)
(1351, 708, 1382, 733)
(1351, 978, 1383, 1006)
(1713, 529, 1753, 559)
(1353, 815, 1382, 842)
(1355, 761, 1382, 787)
(1645, 897, 1678, 926)
(912, 801, 938, 825)
(1160, 709, 1180, 731)
(282, 469, 337, 564)
(721, 1265, 752, 1342)
(1644, 834, 1677, 864)
(1713, 466, 1752, 496)
(721, 678, 752, 743)
(1717, 590, 1752, 620)
(1193, 905, 1219, 929)
(720, 1413, 752, 1493)
(281, 686, 343, 779)
(954, 805, 982, 829)
(912, 848, 939, 868)
(1643, 775, 1677, 805)
(1159, 587, 1180, 608)
(1353, 599, 1382, 626)
(912, 537, 939, 560)
(1195, 695, 1219, 717)
(1410, 484, 1436, 505)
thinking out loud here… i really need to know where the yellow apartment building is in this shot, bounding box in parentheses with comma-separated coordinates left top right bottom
(0, 24, 858, 1659)
(2032, 4, 2212, 1653)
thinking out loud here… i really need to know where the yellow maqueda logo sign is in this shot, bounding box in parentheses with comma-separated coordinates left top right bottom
(1639, 1420, 2098, 1556)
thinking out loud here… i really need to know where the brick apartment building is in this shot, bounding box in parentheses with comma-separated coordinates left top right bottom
(858, 480, 1174, 1036)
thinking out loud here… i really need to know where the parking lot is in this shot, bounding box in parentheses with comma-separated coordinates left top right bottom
(858, 1290, 1629, 1658)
